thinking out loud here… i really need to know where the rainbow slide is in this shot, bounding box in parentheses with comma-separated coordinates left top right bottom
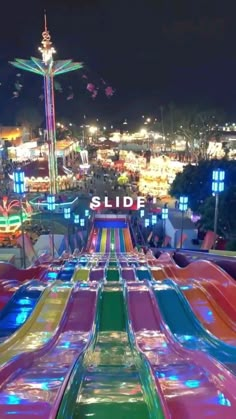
(1, 218, 236, 417)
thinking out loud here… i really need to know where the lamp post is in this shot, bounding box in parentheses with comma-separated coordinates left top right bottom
(179, 196, 188, 249)
(64, 207, 71, 251)
(13, 169, 26, 268)
(47, 194, 56, 257)
(161, 207, 168, 241)
(212, 169, 225, 250)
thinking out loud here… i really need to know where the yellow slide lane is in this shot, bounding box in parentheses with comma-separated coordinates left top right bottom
(72, 268, 90, 282)
(0, 281, 73, 365)
(100, 228, 107, 253)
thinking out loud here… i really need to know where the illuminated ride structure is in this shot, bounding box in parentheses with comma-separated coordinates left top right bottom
(0, 197, 32, 243)
(10, 13, 82, 195)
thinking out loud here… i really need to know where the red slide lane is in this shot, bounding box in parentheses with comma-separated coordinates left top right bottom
(0, 264, 47, 282)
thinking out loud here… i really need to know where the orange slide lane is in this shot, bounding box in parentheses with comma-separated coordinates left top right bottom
(151, 253, 236, 345)
(152, 253, 236, 307)
(183, 285, 236, 345)
(123, 228, 133, 252)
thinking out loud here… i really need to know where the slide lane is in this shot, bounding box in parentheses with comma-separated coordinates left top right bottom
(182, 283, 236, 345)
(0, 280, 21, 312)
(126, 281, 236, 418)
(110, 228, 115, 254)
(0, 265, 47, 282)
(154, 252, 236, 309)
(100, 228, 107, 253)
(0, 281, 72, 366)
(118, 228, 125, 252)
(105, 229, 111, 252)
(0, 282, 99, 418)
(95, 228, 102, 252)
(123, 228, 133, 252)
(0, 280, 47, 341)
(57, 285, 160, 419)
(154, 280, 236, 370)
(152, 254, 236, 346)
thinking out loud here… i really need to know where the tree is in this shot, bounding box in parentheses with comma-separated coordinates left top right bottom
(199, 186, 236, 239)
(170, 159, 236, 237)
(164, 105, 226, 160)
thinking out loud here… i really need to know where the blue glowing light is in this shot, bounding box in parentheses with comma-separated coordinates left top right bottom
(13, 170, 25, 194)
(168, 375, 178, 381)
(47, 271, 58, 279)
(47, 194, 56, 211)
(140, 209, 145, 218)
(162, 208, 168, 220)
(218, 392, 231, 407)
(185, 380, 200, 388)
(179, 196, 188, 212)
(212, 169, 225, 193)
(144, 218, 149, 227)
(64, 207, 71, 219)
(6, 394, 21, 405)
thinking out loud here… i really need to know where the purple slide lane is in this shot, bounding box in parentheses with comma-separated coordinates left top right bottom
(89, 268, 105, 281)
(126, 281, 236, 418)
(0, 283, 99, 418)
(121, 268, 136, 282)
(115, 228, 120, 252)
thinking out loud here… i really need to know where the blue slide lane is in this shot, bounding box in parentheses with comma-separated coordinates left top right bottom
(119, 229, 125, 252)
(95, 228, 103, 252)
(0, 280, 47, 341)
(153, 279, 236, 370)
(136, 267, 152, 281)
(94, 220, 127, 228)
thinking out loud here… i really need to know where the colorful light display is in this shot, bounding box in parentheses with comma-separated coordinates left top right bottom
(10, 13, 82, 195)
(0, 197, 32, 234)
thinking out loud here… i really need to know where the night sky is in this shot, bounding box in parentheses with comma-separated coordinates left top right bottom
(1, 0, 236, 124)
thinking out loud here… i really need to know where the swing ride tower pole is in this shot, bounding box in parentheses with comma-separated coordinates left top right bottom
(44, 72, 58, 195)
(9, 12, 83, 195)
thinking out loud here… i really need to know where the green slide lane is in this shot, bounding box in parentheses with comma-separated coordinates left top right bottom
(99, 288, 126, 331)
(57, 286, 152, 419)
(106, 267, 120, 282)
(110, 228, 115, 255)
(105, 229, 120, 281)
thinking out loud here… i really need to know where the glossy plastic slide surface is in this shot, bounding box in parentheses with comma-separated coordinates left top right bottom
(154, 254, 236, 345)
(155, 252, 236, 306)
(100, 228, 107, 253)
(154, 280, 236, 367)
(126, 281, 236, 418)
(0, 280, 47, 341)
(0, 283, 99, 418)
(72, 268, 90, 282)
(0, 281, 72, 366)
(57, 285, 157, 419)
(0, 281, 20, 311)
(123, 228, 133, 252)
(182, 283, 236, 344)
(0, 263, 47, 281)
